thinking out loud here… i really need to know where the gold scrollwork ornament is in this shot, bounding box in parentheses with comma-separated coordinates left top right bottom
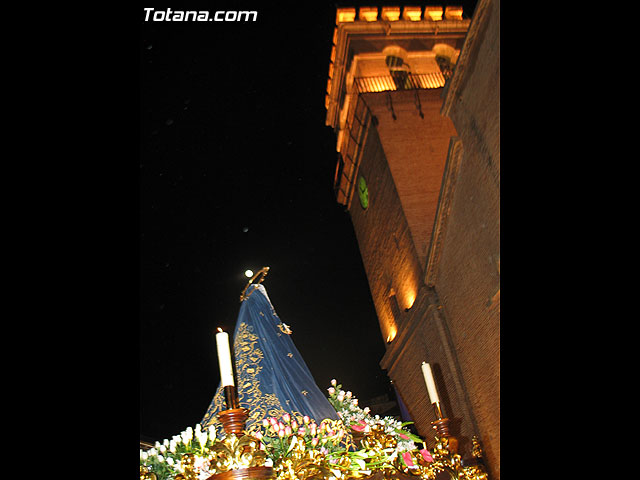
(140, 465, 157, 480)
(407, 435, 488, 480)
(174, 453, 198, 480)
(209, 433, 268, 473)
(274, 436, 331, 480)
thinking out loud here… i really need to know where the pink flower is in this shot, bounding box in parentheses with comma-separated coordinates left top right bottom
(351, 424, 365, 432)
(398, 433, 409, 440)
(303, 416, 310, 424)
(327, 387, 335, 395)
(269, 417, 278, 426)
(285, 425, 292, 436)
(282, 413, 291, 423)
(262, 419, 270, 428)
(278, 429, 285, 438)
(298, 427, 306, 436)
(331, 379, 337, 386)
(419, 449, 433, 463)
(311, 437, 319, 447)
(254, 431, 263, 440)
(401, 452, 415, 468)
(291, 420, 298, 430)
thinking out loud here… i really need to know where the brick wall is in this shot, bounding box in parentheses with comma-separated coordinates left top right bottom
(348, 115, 481, 459)
(437, 0, 500, 476)
(349, 119, 424, 338)
(359, 90, 458, 267)
(341, 1, 500, 476)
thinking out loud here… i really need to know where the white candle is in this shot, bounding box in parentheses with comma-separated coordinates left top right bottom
(216, 328, 235, 387)
(421, 362, 440, 404)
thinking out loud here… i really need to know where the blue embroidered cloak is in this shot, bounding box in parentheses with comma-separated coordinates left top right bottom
(201, 284, 338, 431)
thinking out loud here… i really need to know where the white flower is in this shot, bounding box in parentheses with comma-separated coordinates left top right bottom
(194, 456, 206, 469)
(157, 454, 164, 462)
(167, 457, 174, 466)
(208, 425, 217, 442)
(170, 440, 177, 453)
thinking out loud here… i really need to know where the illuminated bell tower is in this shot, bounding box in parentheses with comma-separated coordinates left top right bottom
(325, 4, 500, 479)
(326, 5, 468, 286)
(325, 5, 469, 367)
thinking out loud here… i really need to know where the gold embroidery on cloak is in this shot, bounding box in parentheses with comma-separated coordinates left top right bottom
(201, 322, 304, 432)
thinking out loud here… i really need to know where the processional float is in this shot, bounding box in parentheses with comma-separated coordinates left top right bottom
(140, 267, 489, 480)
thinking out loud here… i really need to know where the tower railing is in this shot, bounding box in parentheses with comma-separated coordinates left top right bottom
(354, 71, 446, 94)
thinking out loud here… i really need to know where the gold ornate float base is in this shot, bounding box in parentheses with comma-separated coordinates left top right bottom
(143, 406, 489, 480)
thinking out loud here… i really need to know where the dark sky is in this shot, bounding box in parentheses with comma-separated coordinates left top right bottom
(139, 1, 477, 442)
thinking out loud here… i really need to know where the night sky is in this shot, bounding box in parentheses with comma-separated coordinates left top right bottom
(139, 1, 477, 442)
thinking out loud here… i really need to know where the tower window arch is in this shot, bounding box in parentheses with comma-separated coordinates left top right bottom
(432, 44, 458, 81)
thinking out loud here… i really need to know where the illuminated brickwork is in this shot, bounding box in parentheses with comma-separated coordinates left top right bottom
(324, 2, 499, 478)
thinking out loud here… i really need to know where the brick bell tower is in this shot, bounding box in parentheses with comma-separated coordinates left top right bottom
(325, 2, 499, 479)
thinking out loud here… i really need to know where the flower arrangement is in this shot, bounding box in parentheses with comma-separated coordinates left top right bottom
(140, 423, 218, 479)
(253, 413, 375, 479)
(140, 380, 435, 480)
(325, 379, 431, 469)
(255, 413, 352, 461)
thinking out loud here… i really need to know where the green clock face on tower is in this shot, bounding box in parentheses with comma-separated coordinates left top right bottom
(357, 175, 369, 209)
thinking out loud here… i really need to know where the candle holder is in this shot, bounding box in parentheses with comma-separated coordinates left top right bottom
(224, 385, 240, 411)
(218, 385, 249, 435)
(432, 401, 444, 421)
(206, 407, 275, 480)
(218, 407, 250, 436)
(430, 401, 458, 455)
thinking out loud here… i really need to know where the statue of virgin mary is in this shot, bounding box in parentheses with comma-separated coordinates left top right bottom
(201, 272, 338, 431)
